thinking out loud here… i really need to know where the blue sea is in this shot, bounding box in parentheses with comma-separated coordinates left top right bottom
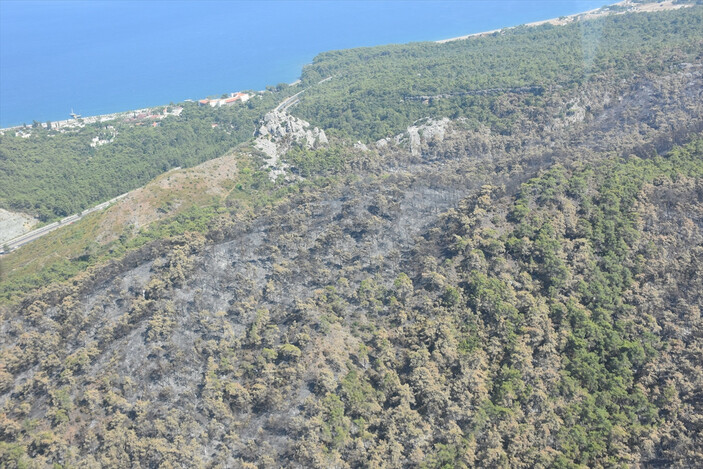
(0, 0, 611, 128)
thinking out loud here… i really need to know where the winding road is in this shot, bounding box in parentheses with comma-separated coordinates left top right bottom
(0, 77, 337, 255)
(274, 76, 334, 113)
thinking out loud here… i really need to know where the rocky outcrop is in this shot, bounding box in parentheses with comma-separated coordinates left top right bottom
(378, 117, 455, 156)
(257, 110, 328, 148)
(404, 117, 452, 156)
(353, 141, 369, 151)
(254, 110, 328, 180)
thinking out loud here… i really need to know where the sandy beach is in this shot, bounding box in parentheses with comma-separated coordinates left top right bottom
(436, 0, 691, 44)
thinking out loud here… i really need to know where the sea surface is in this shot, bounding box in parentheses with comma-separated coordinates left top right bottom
(0, 0, 611, 128)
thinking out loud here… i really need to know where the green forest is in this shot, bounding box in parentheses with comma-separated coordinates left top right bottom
(0, 91, 290, 221)
(294, 7, 703, 140)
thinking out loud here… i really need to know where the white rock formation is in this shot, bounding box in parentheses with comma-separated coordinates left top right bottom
(254, 110, 328, 180)
(375, 138, 389, 148)
(393, 117, 453, 156)
(354, 141, 369, 151)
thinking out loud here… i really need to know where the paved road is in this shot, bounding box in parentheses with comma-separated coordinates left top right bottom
(275, 89, 306, 113)
(1, 193, 128, 253)
(274, 76, 334, 113)
(1, 77, 336, 255)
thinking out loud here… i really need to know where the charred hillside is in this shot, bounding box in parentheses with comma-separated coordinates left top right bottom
(1, 4, 703, 469)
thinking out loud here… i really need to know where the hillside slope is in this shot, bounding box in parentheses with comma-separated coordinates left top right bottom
(1, 135, 701, 467)
(1, 3, 703, 468)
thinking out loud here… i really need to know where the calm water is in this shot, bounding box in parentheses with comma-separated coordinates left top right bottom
(0, 0, 611, 128)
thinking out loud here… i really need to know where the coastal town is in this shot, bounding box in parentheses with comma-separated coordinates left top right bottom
(197, 91, 250, 107)
(0, 91, 252, 138)
(0, 87, 255, 247)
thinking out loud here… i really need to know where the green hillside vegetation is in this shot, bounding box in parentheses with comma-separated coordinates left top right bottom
(0, 90, 293, 221)
(0, 149, 310, 303)
(294, 7, 703, 140)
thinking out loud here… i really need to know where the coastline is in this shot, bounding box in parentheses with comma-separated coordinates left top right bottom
(1, 1, 694, 129)
(0, 108, 154, 134)
(0, 92, 252, 134)
(436, 0, 691, 44)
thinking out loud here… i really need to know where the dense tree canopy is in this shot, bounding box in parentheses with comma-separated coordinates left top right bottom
(294, 7, 703, 140)
(0, 91, 289, 221)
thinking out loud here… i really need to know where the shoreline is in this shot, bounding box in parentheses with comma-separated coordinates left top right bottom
(2, 1, 693, 130)
(436, 0, 690, 44)
(0, 107, 154, 133)
(435, 2, 617, 44)
(0, 91, 253, 133)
